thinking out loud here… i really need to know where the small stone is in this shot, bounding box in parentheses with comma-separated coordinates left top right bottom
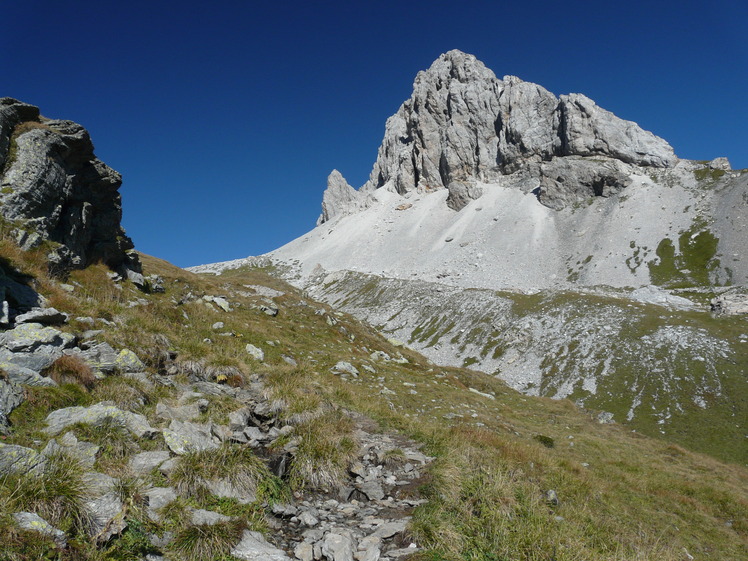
(13, 512, 67, 547)
(545, 489, 559, 506)
(191, 508, 231, 525)
(272, 503, 299, 517)
(332, 361, 359, 377)
(294, 541, 314, 561)
(260, 304, 279, 316)
(359, 481, 385, 501)
(373, 520, 408, 539)
(231, 530, 292, 560)
(298, 510, 319, 527)
(246, 344, 265, 362)
(322, 532, 355, 561)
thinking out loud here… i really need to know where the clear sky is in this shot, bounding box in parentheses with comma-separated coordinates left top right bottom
(2, 0, 746, 267)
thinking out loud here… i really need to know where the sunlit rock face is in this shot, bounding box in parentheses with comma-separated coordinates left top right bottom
(0, 97, 139, 275)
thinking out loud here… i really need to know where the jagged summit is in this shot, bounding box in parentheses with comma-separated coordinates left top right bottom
(318, 50, 676, 222)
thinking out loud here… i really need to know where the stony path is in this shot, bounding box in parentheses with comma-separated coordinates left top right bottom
(269, 413, 432, 560)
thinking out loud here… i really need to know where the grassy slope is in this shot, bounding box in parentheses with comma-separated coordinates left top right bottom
(0, 245, 746, 560)
(310, 272, 748, 466)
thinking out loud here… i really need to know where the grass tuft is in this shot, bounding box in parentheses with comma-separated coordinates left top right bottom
(288, 409, 357, 491)
(1, 452, 94, 535)
(43, 355, 96, 390)
(168, 518, 246, 561)
(170, 443, 272, 502)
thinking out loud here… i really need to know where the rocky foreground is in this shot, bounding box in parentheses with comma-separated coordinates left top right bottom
(0, 270, 435, 560)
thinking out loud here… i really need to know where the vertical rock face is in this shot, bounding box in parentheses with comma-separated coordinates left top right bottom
(365, 50, 504, 196)
(317, 170, 364, 226)
(317, 50, 677, 221)
(554, 93, 676, 167)
(0, 97, 139, 274)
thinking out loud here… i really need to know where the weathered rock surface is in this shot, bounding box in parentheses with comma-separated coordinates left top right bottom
(86, 491, 126, 541)
(115, 348, 146, 372)
(0, 322, 75, 352)
(711, 289, 748, 316)
(12, 512, 67, 547)
(14, 307, 68, 325)
(0, 442, 46, 475)
(144, 487, 177, 522)
(0, 97, 140, 275)
(130, 450, 172, 475)
(232, 530, 293, 560)
(43, 401, 159, 438)
(0, 378, 24, 431)
(162, 419, 220, 454)
(67, 341, 119, 374)
(41, 432, 99, 468)
(0, 322, 77, 381)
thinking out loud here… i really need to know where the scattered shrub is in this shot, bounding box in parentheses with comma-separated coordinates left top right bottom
(533, 434, 555, 449)
(43, 355, 96, 390)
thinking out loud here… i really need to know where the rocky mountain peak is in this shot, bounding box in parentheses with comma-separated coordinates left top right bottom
(318, 50, 677, 222)
(414, 49, 499, 86)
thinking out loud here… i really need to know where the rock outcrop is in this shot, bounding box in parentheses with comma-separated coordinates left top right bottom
(0, 97, 139, 275)
(317, 50, 676, 221)
(317, 170, 367, 225)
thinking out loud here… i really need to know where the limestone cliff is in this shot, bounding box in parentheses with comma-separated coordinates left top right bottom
(318, 50, 676, 221)
(0, 97, 139, 275)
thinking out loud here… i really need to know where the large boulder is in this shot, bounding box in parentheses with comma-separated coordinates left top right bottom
(43, 401, 159, 439)
(0, 97, 140, 275)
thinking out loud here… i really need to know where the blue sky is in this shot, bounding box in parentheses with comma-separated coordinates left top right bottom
(2, 1, 746, 267)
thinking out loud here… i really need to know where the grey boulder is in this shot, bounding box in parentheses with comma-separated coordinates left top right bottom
(0, 378, 25, 430)
(14, 307, 69, 325)
(231, 530, 292, 560)
(163, 420, 220, 455)
(43, 402, 159, 439)
(12, 512, 67, 548)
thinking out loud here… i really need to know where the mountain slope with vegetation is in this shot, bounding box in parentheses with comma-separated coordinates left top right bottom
(0, 236, 745, 560)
